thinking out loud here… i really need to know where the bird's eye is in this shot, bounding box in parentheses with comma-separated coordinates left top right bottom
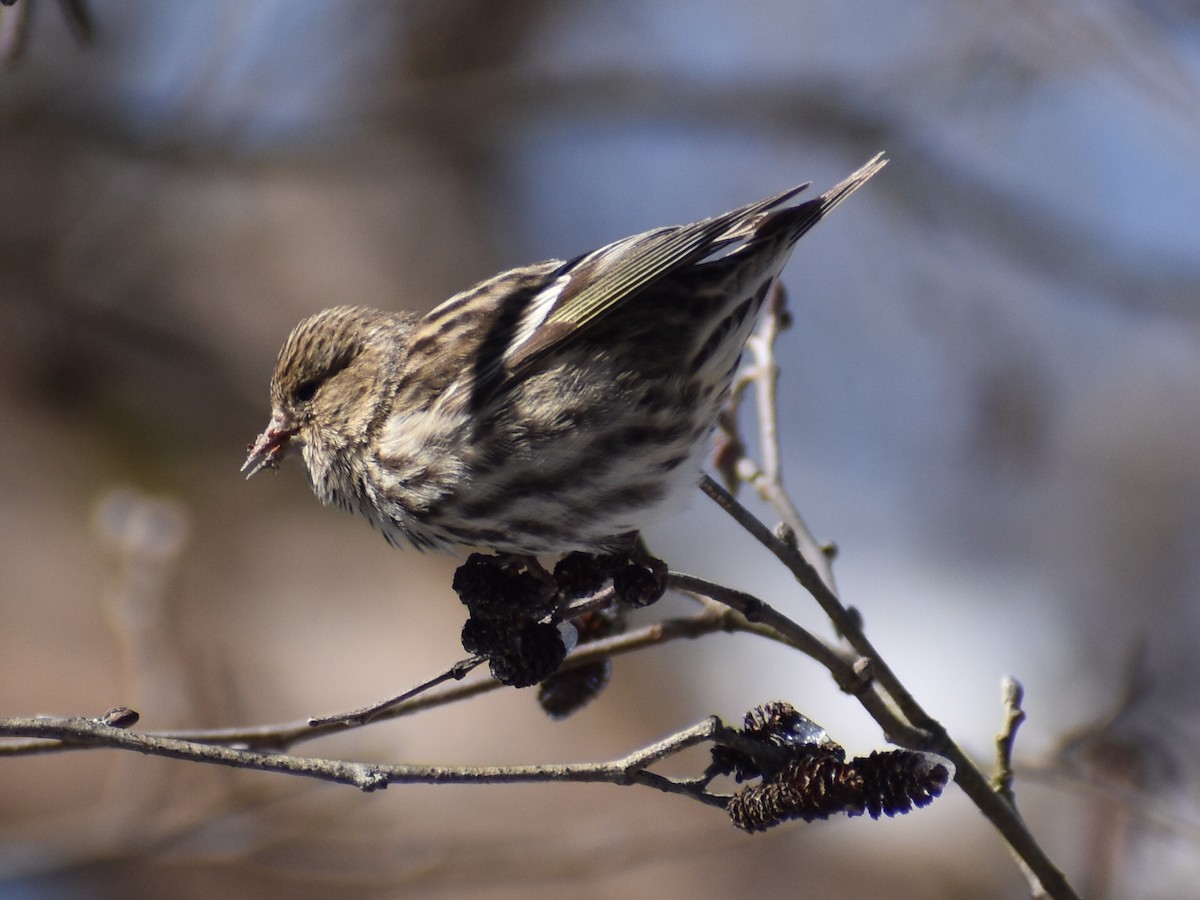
(294, 379, 320, 403)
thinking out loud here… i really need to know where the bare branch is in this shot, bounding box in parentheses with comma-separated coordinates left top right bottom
(306, 655, 486, 729)
(734, 284, 838, 592)
(0, 713, 732, 796)
(0, 606, 746, 757)
(701, 285, 1079, 898)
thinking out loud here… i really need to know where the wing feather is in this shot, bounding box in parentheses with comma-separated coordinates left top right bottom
(503, 182, 812, 372)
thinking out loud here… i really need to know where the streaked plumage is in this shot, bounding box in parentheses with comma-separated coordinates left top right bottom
(244, 154, 886, 553)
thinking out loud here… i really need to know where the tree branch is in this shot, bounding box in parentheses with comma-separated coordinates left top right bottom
(0, 712, 764, 811)
(702, 289, 1078, 899)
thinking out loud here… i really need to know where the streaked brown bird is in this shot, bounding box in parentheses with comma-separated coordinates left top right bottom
(244, 155, 886, 554)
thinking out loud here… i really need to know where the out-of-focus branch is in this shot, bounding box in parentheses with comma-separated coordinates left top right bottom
(0, 0, 92, 65)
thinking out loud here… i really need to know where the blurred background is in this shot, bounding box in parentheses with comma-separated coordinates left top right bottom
(2, 1, 1199, 897)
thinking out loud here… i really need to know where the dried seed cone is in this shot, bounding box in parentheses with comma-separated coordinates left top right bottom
(728, 752, 863, 832)
(853, 749, 951, 820)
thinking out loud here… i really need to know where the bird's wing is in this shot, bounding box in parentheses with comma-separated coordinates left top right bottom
(500, 182, 812, 375)
(411, 154, 886, 410)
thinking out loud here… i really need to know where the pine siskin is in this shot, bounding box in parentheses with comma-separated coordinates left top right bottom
(244, 155, 886, 555)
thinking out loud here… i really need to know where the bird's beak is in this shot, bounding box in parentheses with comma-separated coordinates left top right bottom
(242, 414, 298, 478)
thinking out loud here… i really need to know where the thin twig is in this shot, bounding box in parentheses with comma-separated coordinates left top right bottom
(994, 677, 1027, 802)
(0, 608, 739, 756)
(0, 713, 738, 804)
(306, 655, 485, 729)
(699, 474, 929, 728)
(727, 284, 838, 592)
(177, 611, 738, 750)
(667, 571, 861, 694)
